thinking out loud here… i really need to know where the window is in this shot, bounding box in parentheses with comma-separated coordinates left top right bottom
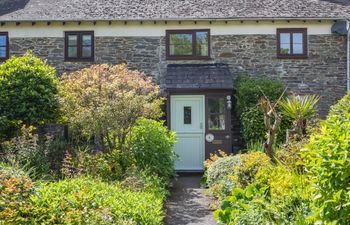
(208, 97, 226, 130)
(0, 32, 9, 61)
(184, 106, 192, 124)
(166, 29, 210, 60)
(277, 28, 307, 59)
(65, 31, 94, 61)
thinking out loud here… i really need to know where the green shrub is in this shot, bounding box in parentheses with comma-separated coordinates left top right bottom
(234, 76, 290, 144)
(303, 112, 350, 224)
(59, 64, 163, 151)
(214, 183, 268, 225)
(234, 152, 271, 188)
(235, 76, 286, 116)
(0, 174, 166, 225)
(329, 91, 350, 117)
(206, 155, 241, 199)
(0, 164, 40, 224)
(29, 177, 165, 225)
(75, 149, 124, 181)
(1, 126, 69, 180)
(0, 52, 59, 139)
(128, 118, 176, 179)
(207, 155, 240, 188)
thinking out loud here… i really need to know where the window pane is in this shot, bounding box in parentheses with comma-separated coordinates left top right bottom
(280, 43, 291, 54)
(280, 33, 290, 44)
(68, 35, 78, 46)
(82, 46, 92, 58)
(0, 35, 6, 46)
(68, 46, 77, 58)
(208, 98, 225, 114)
(0, 47, 6, 58)
(293, 43, 303, 54)
(293, 33, 303, 44)
(196, 31, 209, 56)
(209, 114, 225, 130)
(82, 35, 92, 45)
(184, 106, 192, 124)
(169, 33, 192, 55)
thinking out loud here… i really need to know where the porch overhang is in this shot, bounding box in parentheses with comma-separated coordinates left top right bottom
(165, 63, 233, 90)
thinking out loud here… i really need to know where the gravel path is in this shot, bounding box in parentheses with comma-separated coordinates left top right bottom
(165, 174, 216, 225)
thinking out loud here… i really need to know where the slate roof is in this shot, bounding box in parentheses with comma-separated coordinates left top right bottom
(165, 64, 233, 90)
(0, 0, 349, 21)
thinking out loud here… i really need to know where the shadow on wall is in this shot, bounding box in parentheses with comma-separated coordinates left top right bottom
(0, 0, 30, 16)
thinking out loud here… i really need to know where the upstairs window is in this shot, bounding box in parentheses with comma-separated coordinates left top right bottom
(65, 31, 94, 61)
(277, 28, 307, 59)
(166, 29, 210, 60)
(0, 32, 9, 61)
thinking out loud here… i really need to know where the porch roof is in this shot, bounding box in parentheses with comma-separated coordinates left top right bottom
(165, 63, 233, 90)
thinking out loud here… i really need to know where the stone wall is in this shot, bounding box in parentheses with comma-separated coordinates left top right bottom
(9, 34, 347, 116)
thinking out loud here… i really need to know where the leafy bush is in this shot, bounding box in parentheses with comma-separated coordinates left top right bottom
(0, 174, 166, 224)
(303, 112, 350, 224)
(206, 155, 241, 199)
(329, 91, 350, 117)
(234, 151, 271, 188)
(214, 184, 268, 225)
(73, 149, 124, 181)
(59, 64, 163, 151)
(1, 126, 69, 179)
(128, 118, 176, 180)
(0, 164, 40, 224)
(207, 155, 240, 188)
(235, 76, 286, 116)
(234, 76, 290, 144)
(0, 52, 59, 139)
(214, 165, 312, 225)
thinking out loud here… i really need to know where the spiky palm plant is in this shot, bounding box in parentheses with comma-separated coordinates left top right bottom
(279, 94, 320, 140)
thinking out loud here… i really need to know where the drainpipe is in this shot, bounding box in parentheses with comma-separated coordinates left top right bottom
(347, 19, 350, 91)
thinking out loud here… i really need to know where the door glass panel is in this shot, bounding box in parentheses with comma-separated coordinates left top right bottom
(208, 97, 225, 130)
(169, 33, 193, 55)
(184, 106, 192, 124)
(208, 98, 225, 114)
(209, 114, 225, 130)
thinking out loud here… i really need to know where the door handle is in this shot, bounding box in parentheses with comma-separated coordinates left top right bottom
(200, 122, 203, 129)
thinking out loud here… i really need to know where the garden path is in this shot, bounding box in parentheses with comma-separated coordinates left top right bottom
(165, 174, 216, 225)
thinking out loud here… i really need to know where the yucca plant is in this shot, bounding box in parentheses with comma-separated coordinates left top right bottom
(279, 94, 320, 141)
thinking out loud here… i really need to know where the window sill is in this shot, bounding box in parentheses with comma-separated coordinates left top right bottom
(64, 58, 95, 63)
(166, 56, 211, 61)
(277, 55, 308, 59)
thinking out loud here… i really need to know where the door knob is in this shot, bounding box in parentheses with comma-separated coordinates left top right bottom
(225, 135, 230, 139)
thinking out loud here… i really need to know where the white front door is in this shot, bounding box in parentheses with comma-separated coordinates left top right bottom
(170, 95, 205, 171)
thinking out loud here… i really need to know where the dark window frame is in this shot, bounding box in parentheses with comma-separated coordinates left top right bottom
(166, 29, 210, 60)
(0, 32, 9, 61)
(64, 31, 94, 62)
(277, 28, 308, 59)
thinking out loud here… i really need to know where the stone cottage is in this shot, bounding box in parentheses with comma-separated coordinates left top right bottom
(0, 0, 350, 171)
